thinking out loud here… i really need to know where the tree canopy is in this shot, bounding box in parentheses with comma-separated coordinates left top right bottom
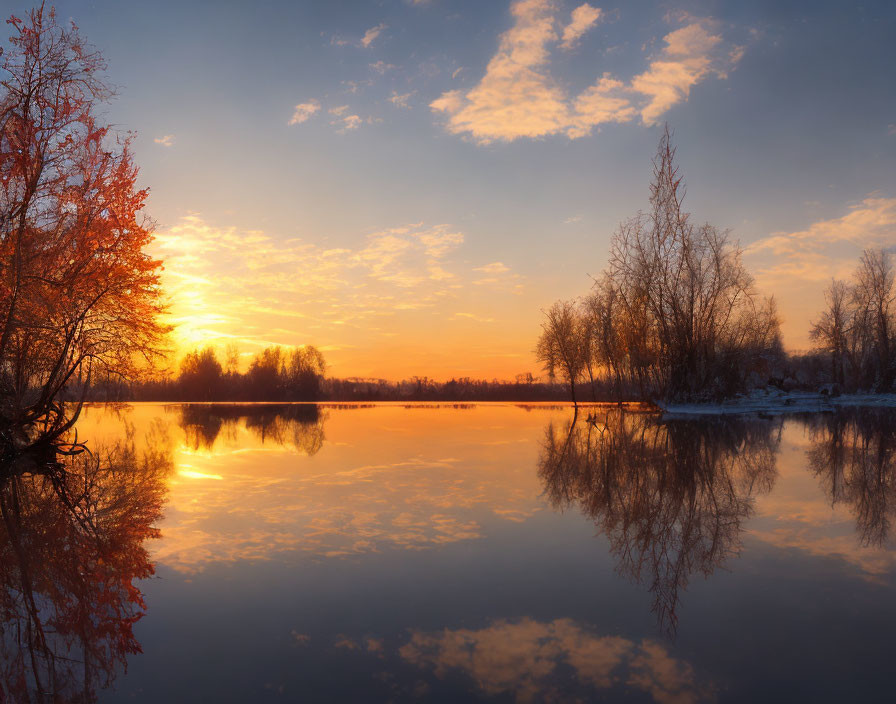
(0, 5, 167, 440)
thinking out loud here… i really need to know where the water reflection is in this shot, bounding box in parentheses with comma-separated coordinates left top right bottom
(178, 404, 325, 455)
(539, 409, 781, 635)
(0, 428, 170, 702)
(804, 407, 896, 547)
(399, 618, 714, 703)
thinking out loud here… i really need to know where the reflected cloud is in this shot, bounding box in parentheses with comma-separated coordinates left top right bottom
(399, 618, 714, 703)
(111, 405, 549, 573)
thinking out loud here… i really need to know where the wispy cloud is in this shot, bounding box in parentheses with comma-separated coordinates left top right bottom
(453, 312, 495, 323)
(288, 100, 320, 125)
(632, 22, 728, 125)
(152, 216, 523, 359)
(473, 261, 510, 274)
(154, 134, 175, 147)
(390, 91, 414, 109)
(369, 60, 396, 74)
(560, 4, 602, 49)
(430, 0, 740, 143)
(361, 23, 387, 48)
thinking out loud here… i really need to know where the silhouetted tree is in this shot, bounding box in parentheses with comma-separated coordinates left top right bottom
(179, 347, 223, 400)
(809, 249, 895, 392)
(536, 300, 587, 405)
(539, 127, 782, 403)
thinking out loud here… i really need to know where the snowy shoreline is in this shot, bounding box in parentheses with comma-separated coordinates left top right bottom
(657, 391, 896, 417)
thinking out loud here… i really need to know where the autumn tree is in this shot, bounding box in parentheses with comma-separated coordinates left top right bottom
(0, 5, 167, 442)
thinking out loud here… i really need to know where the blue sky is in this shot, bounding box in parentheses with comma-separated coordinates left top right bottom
(22, 0, 896, 378)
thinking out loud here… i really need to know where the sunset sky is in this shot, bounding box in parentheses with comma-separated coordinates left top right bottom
(38, 0, 896, 379)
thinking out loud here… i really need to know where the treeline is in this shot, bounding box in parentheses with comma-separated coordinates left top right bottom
(537, 127, 784, 404)
(128, 345, 328, 402)
(81, 345, 578, 402)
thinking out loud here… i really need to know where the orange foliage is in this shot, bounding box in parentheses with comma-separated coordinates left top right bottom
(0, 4, 168, 435)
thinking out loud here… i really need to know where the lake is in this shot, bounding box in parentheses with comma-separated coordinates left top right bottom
(3, 402, 894, 702)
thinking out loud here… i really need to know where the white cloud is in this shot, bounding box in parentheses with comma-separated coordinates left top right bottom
(430, 0, 739, 143)
(560, 4, 602, 49)
(288, 100, 320, 125)
(154, 134, 175, 147)
(361, 23, 387, 48)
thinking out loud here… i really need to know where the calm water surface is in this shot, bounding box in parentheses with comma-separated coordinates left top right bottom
(6, 403, 895, 702)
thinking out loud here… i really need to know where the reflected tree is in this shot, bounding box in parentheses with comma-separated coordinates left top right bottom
(0, 426, 170, 702)
(538, 409, 780, 635)
(804, 408, 896, 547)
(177, 404, 326, 455)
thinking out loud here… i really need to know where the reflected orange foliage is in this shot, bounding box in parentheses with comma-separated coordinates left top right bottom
(0, 430, 170, 702)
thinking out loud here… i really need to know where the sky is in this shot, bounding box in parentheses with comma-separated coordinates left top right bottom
(16, 0, 896, 380)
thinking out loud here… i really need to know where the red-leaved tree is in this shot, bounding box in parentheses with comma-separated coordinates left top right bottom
(0, 4, 168, 441)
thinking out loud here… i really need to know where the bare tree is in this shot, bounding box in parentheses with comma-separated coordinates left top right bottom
(536, 300, 586, 405)
(853, 249, 895, 390)
(570, 125, 781, 402)
(810, 279, 852, 388)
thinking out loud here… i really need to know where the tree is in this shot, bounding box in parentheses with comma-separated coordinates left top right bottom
(0, 5, 167, 441)
(809, 249, 896, 392)
(556, 125, 782, 402)
(179, 347, 224, 401)
(284, 345, 326, 399)
(535, 300, 586, 405)
(810, 279, 852, 387)
(247, 346, 286, 399)
(853, 249, 895, 390)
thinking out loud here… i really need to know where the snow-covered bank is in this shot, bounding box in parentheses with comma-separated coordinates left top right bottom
(658, 390, 896, 417)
